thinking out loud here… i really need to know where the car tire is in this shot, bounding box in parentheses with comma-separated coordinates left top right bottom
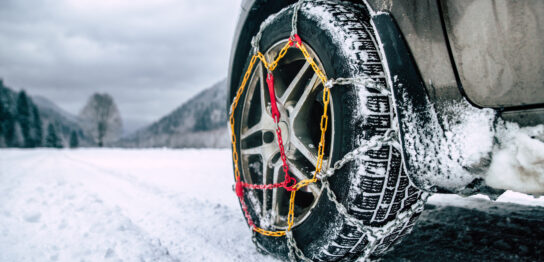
(230, 1, 425, 260)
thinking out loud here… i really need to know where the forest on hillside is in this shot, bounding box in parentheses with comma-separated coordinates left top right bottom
(0, 80, 123, 148)
(0, 80, 68, 148)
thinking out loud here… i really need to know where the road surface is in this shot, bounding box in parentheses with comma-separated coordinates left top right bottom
(0, 149, 542, 261)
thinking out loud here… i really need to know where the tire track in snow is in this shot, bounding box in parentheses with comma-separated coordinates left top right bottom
(57, 150, 275, 261)
(2, 150, 178, 262)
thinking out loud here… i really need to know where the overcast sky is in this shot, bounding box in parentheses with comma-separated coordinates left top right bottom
(0, 0, 242, 133)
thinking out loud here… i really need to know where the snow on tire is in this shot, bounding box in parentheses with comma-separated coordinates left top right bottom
(230, 1, 425, 260)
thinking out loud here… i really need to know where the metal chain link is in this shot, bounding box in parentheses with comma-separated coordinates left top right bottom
(251, 32, 261, 55)
(358, 192, 431, 260)
(324, 179, 430, 261)
(326, 77, 389, 95)
(317, 129, 400, 180)
(285, 178, 429, 262)
(287, 231, 313, 262)
(291, 0, 304, 36)
(283, 76, 426, 261)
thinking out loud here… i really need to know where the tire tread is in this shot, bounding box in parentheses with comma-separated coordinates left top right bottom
(300, 1, 424, 261)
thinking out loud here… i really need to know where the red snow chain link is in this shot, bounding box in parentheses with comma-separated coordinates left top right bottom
(289, 34, 302, 47)
(267, 73, 280, 122)
(267, 72, 297, 192)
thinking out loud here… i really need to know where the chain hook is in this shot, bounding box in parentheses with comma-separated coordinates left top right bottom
(325, 79, 334, 89)
(251, 35, 260, 55)
(283, 176, 298, 191)
(289, 34, 302, 48)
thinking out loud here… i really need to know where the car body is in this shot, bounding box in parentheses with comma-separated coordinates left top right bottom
(229, 0, 544, 126)
(228, 0, 543, 193)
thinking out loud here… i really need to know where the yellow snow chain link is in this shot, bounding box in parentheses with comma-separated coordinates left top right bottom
(229, 34, 330, 237)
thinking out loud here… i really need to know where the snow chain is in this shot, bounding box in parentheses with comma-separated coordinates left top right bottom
(229, 1, 429, 261)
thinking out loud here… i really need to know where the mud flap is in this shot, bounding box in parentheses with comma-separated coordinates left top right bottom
(372, 13, 456, 192)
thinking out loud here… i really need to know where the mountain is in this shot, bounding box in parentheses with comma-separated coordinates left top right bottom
(118, 80, 229, 148)
(32, 95, 78, 123)
(32, 95, 94, 146)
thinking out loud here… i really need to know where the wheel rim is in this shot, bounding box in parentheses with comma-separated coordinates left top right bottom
(239, 39, 334, 230)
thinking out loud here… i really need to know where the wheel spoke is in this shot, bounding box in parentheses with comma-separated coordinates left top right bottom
(241, 146, 263, 156)
(258, 63, 272, 119)
(261, 159, 272, 217)
(241, 117, 275, 141)
(288, 72, 320, 167)
(241, 122, 262, 141)
(279, 62, 311, 104)
(290, 135, 318, 167)
(289, 162, 321, 197)
(287, 159, 313, 182)
(271, 161, 283, 225)
(304, 182, 321, 199)
(241, 143, 276, 161)
(291, 73, 319, 118)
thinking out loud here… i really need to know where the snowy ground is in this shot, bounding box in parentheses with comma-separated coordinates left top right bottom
(1, 149, 543, 262)
(0, 149, 275, 262)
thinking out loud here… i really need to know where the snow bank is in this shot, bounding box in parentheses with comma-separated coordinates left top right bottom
(486, 123, 544, 194)
(439, 101, 495, 173)
(429, 191, 544, 208)
(388, 93, 544, 194)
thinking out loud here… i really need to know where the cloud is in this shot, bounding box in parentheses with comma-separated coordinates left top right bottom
(0, 0, 242, 132)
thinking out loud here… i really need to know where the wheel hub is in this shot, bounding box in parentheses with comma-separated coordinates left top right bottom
(239, 39, 334, 229)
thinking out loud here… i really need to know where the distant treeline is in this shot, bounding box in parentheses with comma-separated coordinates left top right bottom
(1, 78, 230, 149)
(0, 80, 79, 148)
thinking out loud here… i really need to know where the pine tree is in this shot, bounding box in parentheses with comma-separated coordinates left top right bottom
(0, 95, 5, 146)
(3, 114, 15, 147)
(0, 80, 15, 147)
(16, 91, 32, 147)
(69, 131, 79, 148)
(11, 121, 24, 147)
(31, 105, 43, 147)
(45, 123, 62, 148)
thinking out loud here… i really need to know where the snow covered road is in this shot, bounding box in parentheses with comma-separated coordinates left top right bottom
(1, 149, 543, 261)
(0, 149, 275, 262)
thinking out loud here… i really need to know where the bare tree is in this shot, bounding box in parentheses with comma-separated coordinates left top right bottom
(78, 93, 122, 147)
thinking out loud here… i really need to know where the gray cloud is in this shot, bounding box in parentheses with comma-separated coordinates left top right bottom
(0, 0, 242, 133)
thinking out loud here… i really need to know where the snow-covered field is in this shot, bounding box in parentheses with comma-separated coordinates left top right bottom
(1, 149, 543, 261)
